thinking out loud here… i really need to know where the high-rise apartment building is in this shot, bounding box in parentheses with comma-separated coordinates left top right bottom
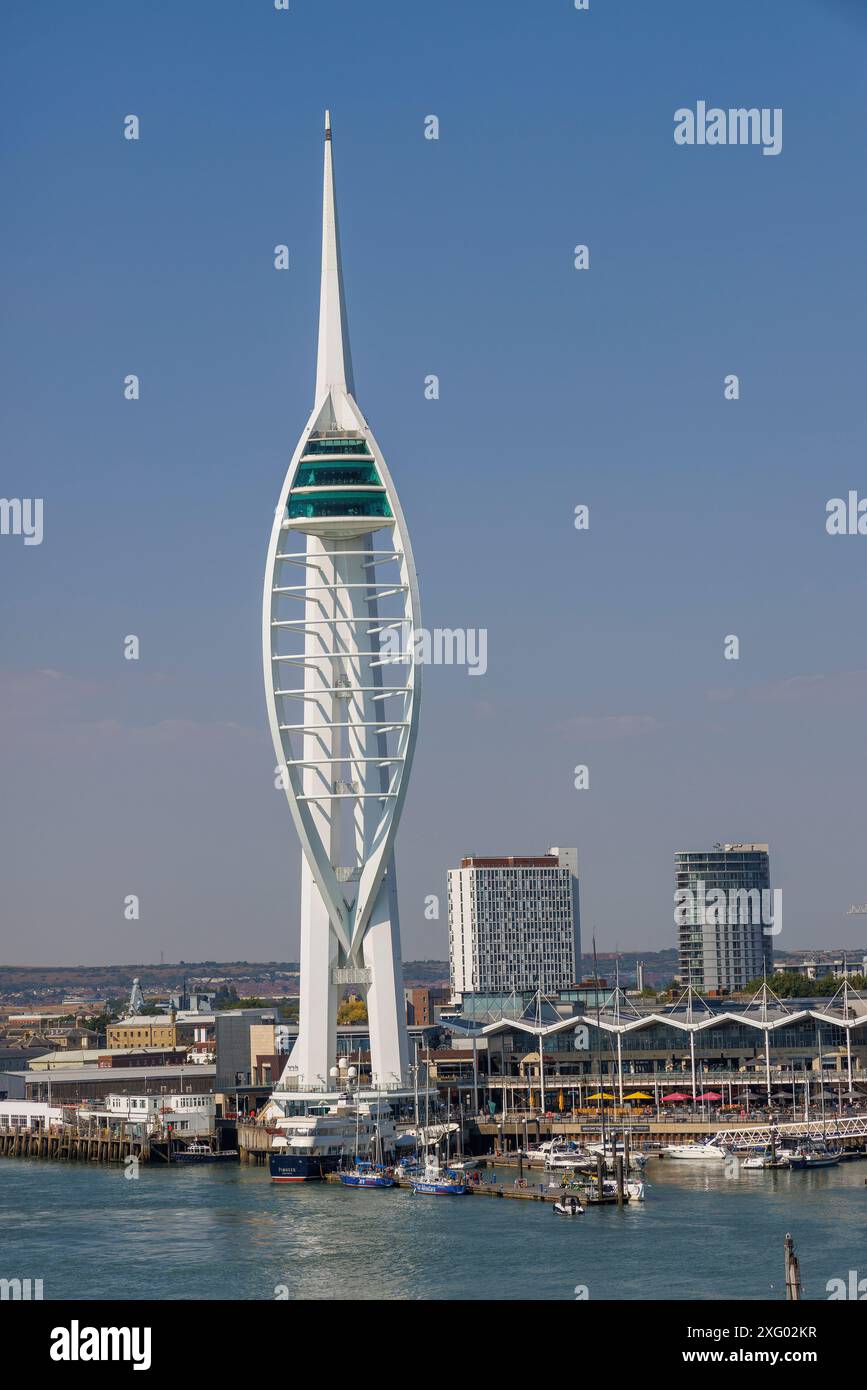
(675, 842, 774, 993)
(447, 848, 581, 997)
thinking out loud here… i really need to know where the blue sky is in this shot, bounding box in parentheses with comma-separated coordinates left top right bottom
(2, 0, 867, 966)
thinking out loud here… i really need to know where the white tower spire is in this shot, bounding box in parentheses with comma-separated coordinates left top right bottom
(263, 116, 421, 1104)
(314, 110, 355, 410)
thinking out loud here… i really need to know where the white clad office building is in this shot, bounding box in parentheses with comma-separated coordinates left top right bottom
(448, 849, 581, 997)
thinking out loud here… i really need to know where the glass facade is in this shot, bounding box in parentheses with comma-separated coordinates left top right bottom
(304, 435, 370, 455)
(287, 490, 392, 520)
(294, 462, 382, 488)
(675, 845, 773, 993)
(288, 434, 392, 522)
(482, 1011, 867, 1082)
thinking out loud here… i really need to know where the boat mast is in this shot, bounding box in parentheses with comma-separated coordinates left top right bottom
(592, 934, 607, 1153)
(817, 1020, 826, 1142)
(424, 1045, 430, 1130)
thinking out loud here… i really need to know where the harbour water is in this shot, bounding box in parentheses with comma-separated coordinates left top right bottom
(2, 1158, 865, 1301)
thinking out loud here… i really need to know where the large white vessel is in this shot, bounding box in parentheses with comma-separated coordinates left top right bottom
(661, 1140, 728, 1161)
(544, 1142, 596, 1172)
(268, 1091, 397, 1183)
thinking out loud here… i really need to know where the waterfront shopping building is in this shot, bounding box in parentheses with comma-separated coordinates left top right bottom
(676, 842, 774, 993)
(444, 985, 867, 1112)
(448, 850, 581, 998)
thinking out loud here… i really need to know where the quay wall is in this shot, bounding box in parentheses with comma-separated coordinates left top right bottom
(237, 1121, 271, 1164)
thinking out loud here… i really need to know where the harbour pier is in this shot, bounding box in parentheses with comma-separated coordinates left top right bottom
(0, 1119, 238, 1165)
(0, 1118, 146, 1165)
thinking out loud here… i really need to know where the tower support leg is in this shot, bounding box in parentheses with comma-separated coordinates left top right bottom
(363, 863, 409, 1088)
(283, 859, 338, 1089)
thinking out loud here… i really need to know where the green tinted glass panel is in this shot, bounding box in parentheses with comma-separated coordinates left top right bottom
(287, 491, 393, 520)
(304, 437, 370, 455)
(295, 462, 381, 487)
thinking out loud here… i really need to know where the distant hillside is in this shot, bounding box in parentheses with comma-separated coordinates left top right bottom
(402, 961, 450, 985)
(0, 962, 300, 999)
(0, 959, 451, 1001)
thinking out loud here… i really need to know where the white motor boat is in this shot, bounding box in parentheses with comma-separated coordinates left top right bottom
(742, 1152, 772, 1170)
(583, 1176, 646, 1202)
(662, 1141, 728, 1161)
(586, 1140, 648, 1169)
(530, 1138, 559, 1155)
(545, 1150, 595, 1173)
(553, 1196, 584, 1216)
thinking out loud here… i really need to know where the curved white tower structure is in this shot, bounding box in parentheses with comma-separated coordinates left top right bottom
(263, 113, 420, 1093)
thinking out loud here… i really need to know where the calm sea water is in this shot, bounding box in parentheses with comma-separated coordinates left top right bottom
(2, 1157, 865, 1300)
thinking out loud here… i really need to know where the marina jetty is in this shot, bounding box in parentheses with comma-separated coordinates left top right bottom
(0, 1113, 144, 1166)
(474, 1112, 867, 1155)
(323, 1166, 633, 1205)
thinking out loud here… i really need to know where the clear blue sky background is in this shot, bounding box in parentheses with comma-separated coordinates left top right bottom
(2, 0, 866, 966)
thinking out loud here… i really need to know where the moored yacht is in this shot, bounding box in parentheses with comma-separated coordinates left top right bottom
(339, 1161, 395, 1188)
(585, 1139, 649, 1170)
(544, 1141, 595, 1172)
(661, 1140, 728, 1161)
(742, 1150, 773, 1170)
(411, 1159, 469, 1196)
(581, 1175, 646, 1202)
(787, 1141, 841, 1170)
(268, 1092, 397, 1183)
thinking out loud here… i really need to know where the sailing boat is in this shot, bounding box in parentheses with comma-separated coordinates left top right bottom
(410, 1156, 469, 1196)
(339, 1157, 395, 1187)
(410, 1122, 468, 1196)
(787, 1143, 840, 1170)
(339, 1080, 395, 1188)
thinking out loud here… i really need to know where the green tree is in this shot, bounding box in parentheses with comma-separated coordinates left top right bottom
(337, 997, 368, 1024)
